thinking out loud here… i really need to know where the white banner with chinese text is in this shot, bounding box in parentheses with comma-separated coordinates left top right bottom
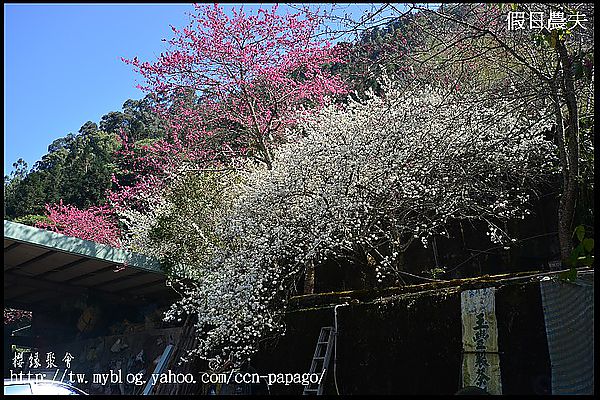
(460, 287, 502, 394)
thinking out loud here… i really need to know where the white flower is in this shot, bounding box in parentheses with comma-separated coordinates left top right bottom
(117, 80, 556, 368)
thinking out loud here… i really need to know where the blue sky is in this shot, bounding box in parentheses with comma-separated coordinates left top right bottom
(4, 3, 402, 174)
(4, 3, 195, 173)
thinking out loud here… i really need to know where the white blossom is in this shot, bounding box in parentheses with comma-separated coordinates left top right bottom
(119, 81, 557, 368)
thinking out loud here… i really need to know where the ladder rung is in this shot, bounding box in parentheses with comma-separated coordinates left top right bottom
(306, 327, 334, 395)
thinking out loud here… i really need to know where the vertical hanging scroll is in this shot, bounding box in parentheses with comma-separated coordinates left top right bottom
(460, 287, 502, 394)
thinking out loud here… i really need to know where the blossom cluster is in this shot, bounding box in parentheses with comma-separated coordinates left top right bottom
(4, 308, 33, 325)
(36, 200, 122, 247)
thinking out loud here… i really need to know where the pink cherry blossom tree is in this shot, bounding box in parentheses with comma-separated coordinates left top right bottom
(123, 3, 347, 170)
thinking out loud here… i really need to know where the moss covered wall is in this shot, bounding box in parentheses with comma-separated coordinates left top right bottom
(252, 280, 551, 395)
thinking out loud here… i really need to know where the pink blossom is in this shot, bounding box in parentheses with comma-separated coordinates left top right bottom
(36, 200, 122, 248)
(4, 308, 32, 325)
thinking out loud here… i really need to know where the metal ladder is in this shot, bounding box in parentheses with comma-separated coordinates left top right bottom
(303, 326, 335, 395)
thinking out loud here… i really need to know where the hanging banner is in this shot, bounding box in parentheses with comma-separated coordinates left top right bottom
(540, 275, 594, 394)
(460, 287, 502, 395)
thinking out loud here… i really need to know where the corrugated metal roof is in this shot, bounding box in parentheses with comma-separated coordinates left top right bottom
(4, 220, 175, 311)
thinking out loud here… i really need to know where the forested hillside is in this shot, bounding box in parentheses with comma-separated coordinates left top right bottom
(4, 96, 165, 222)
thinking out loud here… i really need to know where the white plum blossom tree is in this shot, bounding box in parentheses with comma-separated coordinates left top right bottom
(120, 81, 557, 368)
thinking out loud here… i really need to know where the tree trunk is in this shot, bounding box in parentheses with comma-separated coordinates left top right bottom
(303, 260, 315, 294)
(554, 38, 580, 263)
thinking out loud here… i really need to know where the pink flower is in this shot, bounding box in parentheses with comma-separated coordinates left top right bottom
(36, 200, 122, 248)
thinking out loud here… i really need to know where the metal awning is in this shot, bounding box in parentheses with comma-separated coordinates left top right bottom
(4, 220, 176, 312)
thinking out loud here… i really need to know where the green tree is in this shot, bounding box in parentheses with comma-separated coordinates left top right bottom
(100, 95, 166, 141)
(60, 130, 120, 209)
